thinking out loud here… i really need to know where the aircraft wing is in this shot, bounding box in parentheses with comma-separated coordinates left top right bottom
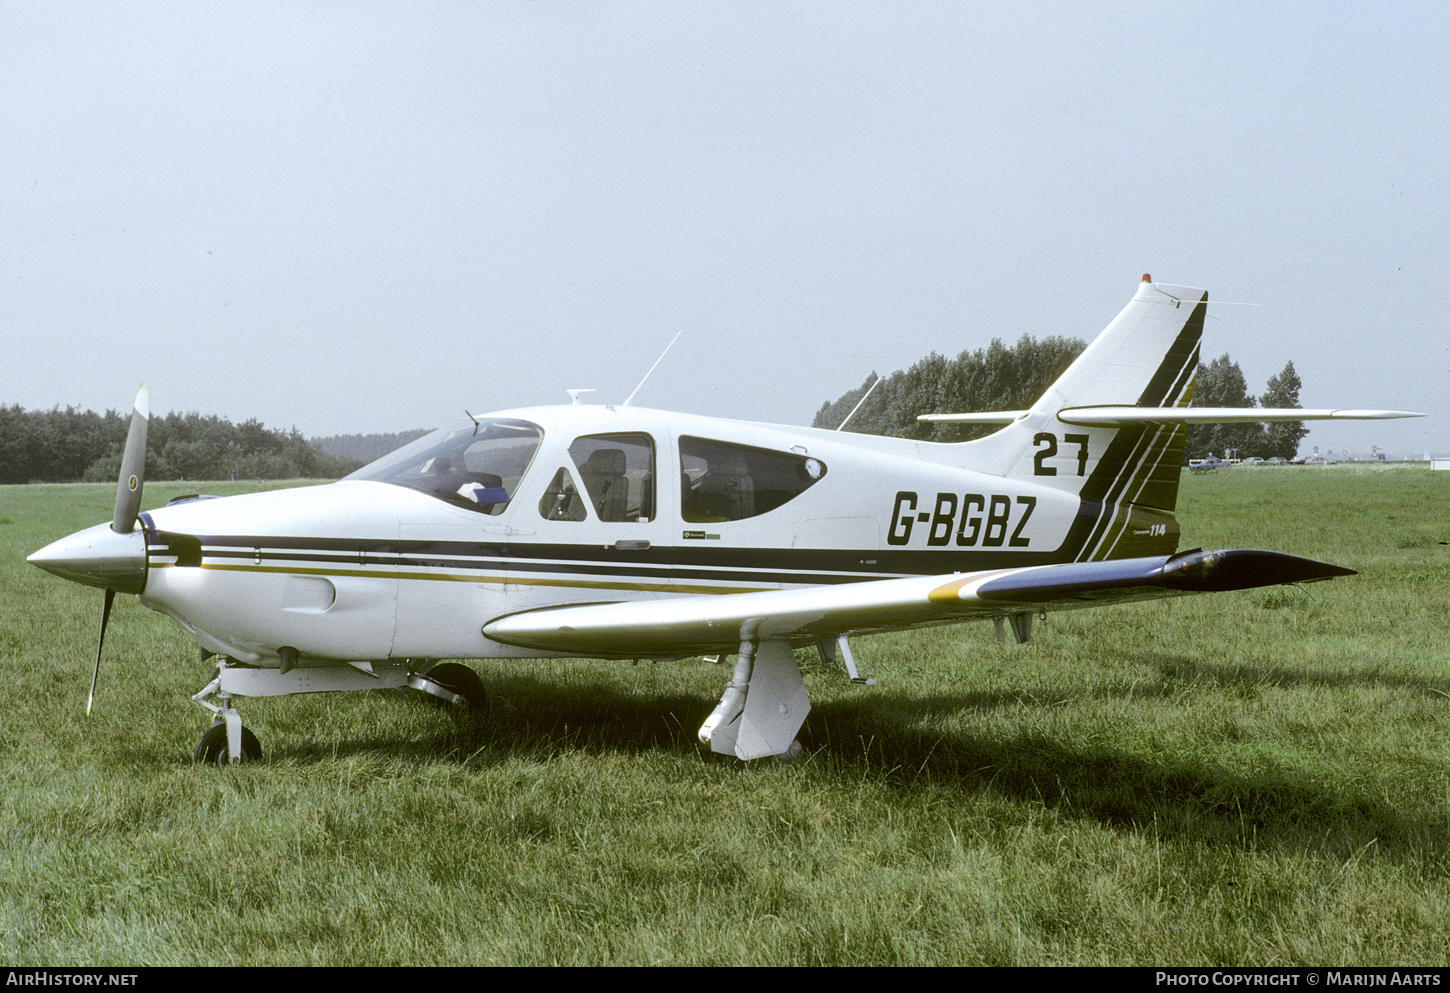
(482, 549, 1352, 657)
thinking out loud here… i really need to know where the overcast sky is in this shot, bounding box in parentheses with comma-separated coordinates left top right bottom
(5, 1, 1446, 457)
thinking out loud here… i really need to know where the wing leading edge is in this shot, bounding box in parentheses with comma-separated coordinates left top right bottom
(482, 549, 1353, 658)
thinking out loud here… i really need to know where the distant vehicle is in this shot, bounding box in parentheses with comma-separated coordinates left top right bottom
(1188, 454, 1232, 473)
(1241, 457, 1265, 466)
(1295, 455, 1337, 466)
(1266, 457, 1288, 464)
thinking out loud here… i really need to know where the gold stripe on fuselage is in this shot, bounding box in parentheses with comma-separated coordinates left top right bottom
(149, 558, 774, 596)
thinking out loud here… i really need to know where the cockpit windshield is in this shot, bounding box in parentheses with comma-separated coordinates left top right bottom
(345, 418, 544, 515)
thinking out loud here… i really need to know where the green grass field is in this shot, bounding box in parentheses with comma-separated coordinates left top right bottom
(2, 466, 1447, 965)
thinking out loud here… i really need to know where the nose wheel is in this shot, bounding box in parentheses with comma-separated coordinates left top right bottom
(191, 662, 263, 765)
(193, 722, 263, 765)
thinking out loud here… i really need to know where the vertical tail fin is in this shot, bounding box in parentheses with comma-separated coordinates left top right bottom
(941, 276, 1207, 560)
(920, 275, 1420, 558)
(1030, 277, 1205, 417)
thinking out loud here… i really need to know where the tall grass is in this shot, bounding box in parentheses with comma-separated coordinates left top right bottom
(2, 467, 1447, 964)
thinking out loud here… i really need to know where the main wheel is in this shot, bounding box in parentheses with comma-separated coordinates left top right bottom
(772, 739, 805, 764)
(193, 723, 263, 765)
(408, 662, 488, 710)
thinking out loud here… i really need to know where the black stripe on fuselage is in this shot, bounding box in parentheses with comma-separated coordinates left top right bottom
(143, 528, 1111, 588)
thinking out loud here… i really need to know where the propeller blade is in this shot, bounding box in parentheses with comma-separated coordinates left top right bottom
(88, 589, 116, 717)
(112, 385, 148, 535)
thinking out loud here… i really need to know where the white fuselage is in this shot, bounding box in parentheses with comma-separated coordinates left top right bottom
(135, 404, 1146, 667)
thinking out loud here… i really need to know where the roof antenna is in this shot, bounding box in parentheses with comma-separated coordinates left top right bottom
(836, 375, 881, 430)
(622, 330, 682, 407)
(464, 410, 481, 435)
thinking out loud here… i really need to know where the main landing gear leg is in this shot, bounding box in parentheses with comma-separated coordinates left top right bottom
(698, 638, 810, 761)
(993, 610, 1038, 645)
(816, 633, 875, 685)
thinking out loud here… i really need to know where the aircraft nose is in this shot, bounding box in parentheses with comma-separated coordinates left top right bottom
(28, 523, 148, 595)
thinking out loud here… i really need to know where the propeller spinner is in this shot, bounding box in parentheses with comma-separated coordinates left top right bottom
(27, 386, 150, 714)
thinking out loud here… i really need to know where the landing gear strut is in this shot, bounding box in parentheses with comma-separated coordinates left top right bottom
(191, 665, 261, 765)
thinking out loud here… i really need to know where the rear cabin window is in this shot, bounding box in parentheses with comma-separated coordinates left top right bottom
(679, 437, 826, 522)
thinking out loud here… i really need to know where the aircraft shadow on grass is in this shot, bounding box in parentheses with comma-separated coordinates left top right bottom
(1144, 653, 1450, 698)
(120, 660, 1442, 868)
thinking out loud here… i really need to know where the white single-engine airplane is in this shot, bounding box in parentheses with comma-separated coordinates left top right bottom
(30, 276, 1423, 763)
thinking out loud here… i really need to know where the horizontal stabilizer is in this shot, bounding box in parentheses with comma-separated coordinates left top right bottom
(920, 407, 1424, 425)
(1055, 407, 1425, 426)
(482, 549, 1354, 658)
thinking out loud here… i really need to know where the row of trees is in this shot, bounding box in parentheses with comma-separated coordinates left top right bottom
(311, 429, 432, 464)
(811, 339, 1309, 460)
(5, 348, 1308, 485)
(1186, 356, 1308, 460)
(0, 404, 365, 485)
(812, 335, 1087, 441)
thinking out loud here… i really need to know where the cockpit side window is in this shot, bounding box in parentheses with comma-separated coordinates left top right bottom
(568, 433, 655, 522)
(538, 467, 587, 521)
(345, 418, 543, 516)
(680, 437, 826, 522)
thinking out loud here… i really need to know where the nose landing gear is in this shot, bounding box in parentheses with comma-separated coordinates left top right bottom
(189, 655, 488, 764)
(191, 667, 262, 765)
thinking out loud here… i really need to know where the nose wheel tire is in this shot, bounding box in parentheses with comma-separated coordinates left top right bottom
(193, 723, 263, 765)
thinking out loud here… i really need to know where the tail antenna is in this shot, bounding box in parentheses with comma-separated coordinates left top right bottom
(622, 331, 683, 407)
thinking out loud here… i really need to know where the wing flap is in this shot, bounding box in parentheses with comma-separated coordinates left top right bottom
(481, 550, 1354, 657)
